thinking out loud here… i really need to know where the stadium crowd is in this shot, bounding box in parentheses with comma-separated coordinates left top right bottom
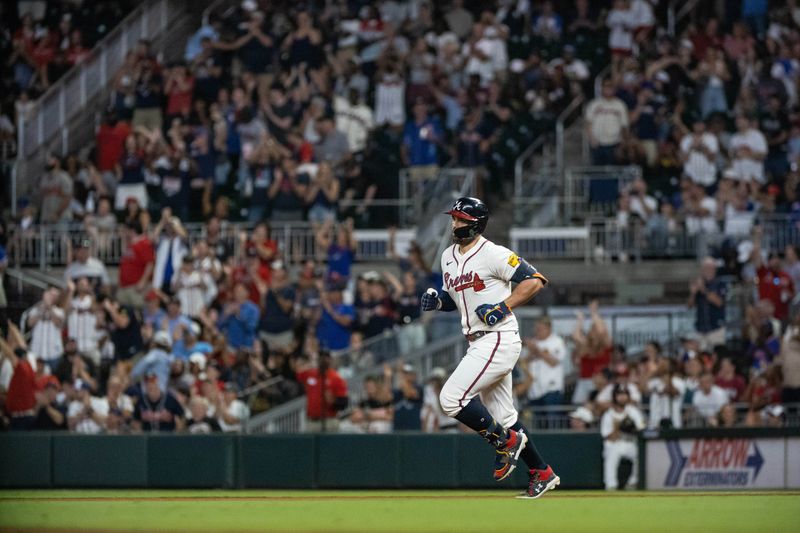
(1, 0, 589, 433)
(1, 0, 798, 449)
(580, 0, 800, 255)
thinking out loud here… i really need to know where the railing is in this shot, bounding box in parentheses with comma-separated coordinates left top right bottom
(7, 222, 416, 269)
(15, 0, 199, 195)
(555, 96, 585, 180)
(520, 403, 800, 432)
(244, 396, 307, 434)
(564, 166, 642, 223)
(399, 167, 477, 264)
(513, 95, 584, 227)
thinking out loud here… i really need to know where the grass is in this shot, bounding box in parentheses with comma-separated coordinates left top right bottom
(0, 489, 798, 532)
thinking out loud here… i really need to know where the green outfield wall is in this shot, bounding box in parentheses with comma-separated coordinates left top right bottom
(0, 432, 603, 489)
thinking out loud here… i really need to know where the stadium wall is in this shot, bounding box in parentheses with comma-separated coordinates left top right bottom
(0, 432, 602, 489)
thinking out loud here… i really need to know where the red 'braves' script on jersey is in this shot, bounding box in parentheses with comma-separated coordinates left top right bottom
(444, 271, 486, 292)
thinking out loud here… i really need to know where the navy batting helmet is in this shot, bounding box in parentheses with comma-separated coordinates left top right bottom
(446, 197, 489, 240)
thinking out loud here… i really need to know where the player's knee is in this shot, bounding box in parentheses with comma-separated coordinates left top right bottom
(439, 387, 461, 418)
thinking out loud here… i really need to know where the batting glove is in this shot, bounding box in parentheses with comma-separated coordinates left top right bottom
(475, 302, 511, 326)
(421, 288, 441, 312)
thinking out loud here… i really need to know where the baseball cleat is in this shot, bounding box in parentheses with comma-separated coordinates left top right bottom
(493, 429, 528, 481)
(517, 466, 560, 499)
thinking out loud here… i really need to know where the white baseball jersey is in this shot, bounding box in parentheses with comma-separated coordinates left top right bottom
(437, 236, 547, 429)
(27, 305, 64, 362)
(68, 295, 98, 355)
(173, 270, 217, 318)
(440, 236, 545, 336)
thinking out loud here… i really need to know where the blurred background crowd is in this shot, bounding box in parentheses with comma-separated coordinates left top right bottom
(0, 0, 798, 449)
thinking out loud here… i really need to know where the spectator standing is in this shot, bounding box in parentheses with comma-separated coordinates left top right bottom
(688, 257, 727, 350)
(316, 218, 357, 282)
(571, 301, 613, 404)
(305, 162, 340, 225)
(729, 115, 767, 184)
(257, 261, 296, 353)
(26, 287, 65, 370)
(316, 280, 355, 352)
(96, 111, 131, 179)
(217, 282, 260, 350)
(1, 324, 37, 430)
(131, 331, 173, 392)
(601, 385, 645, 490)
(66, 279, 99, 363)
(390, 363, 423, 431)
(585, 79, 629, 165)
(114, 133, 148, 211)
(680, 118, 719, 187)
(116, 221, 155, 308)
(647, 358, 685, 429)
(295, 351, 348, 432)
(63, 239, 110, 293)
(753, 247, 795, 323)
(524, 317, 567, 407)
(132, 373, 185, 432)
(172, 255, 217, 318)
(152, 214, 188, 293)
(692, 372, 729, 423)
(39, 154, 73, 224)
(334, 89, 373, 154)
(779, 313, 800, 404)
(314, 115, 351, 168)
(402, 99, 442, 181)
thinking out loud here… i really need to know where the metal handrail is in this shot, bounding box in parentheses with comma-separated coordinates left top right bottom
(555, 95, 585, 179)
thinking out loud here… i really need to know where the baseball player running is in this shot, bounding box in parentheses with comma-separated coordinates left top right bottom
(421, 197, 560, 499)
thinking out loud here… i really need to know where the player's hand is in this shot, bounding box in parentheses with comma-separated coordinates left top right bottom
(420, 288, 441, 312)
(475, 302, 511, 326)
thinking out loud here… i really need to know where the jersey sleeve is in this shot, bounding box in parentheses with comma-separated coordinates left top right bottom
(490, 244, 548, 285)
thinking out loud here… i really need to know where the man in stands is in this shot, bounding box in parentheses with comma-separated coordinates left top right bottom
(117, 221, 155, 309)
(295, 350, 348, 433)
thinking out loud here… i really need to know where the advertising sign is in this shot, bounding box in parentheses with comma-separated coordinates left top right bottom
(646, 437, 786, 490)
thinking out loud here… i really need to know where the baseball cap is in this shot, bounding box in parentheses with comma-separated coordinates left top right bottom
(185, 321, 201, 337)
(429, 367, 447, 380)
(144, 371, 159, 382)
(189, 352, 207, 370)
(568, 406, 594, 424)
(145, 289, 160, 302)
(402, 364, 416, 373)
(153, 330, 172, 349)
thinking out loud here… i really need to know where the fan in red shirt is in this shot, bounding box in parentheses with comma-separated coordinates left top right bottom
(295, 351, 348, 432)
(714, 357, 746, 401)
(96, 111, 132, 172)
(571, 301, 613, 403)
(756, 252, 795, 322)
(117, 221, 155, 308)
(2, 321, 37, 430)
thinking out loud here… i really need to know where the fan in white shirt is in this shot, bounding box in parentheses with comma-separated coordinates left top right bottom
(217, 384, 251, 432)
(692, 372, 729, 421)
(68, 382, 109, 434)
(172, 256, 217, 318)
(680, 121, 719, 187)
(647, 359, 686, 429)
(524, 318, 567, 403)
(729, 116, 768, 184)
(601, 385, 646, 490)
(66, 279, 99, 364)
(26, 287, 65, 366)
